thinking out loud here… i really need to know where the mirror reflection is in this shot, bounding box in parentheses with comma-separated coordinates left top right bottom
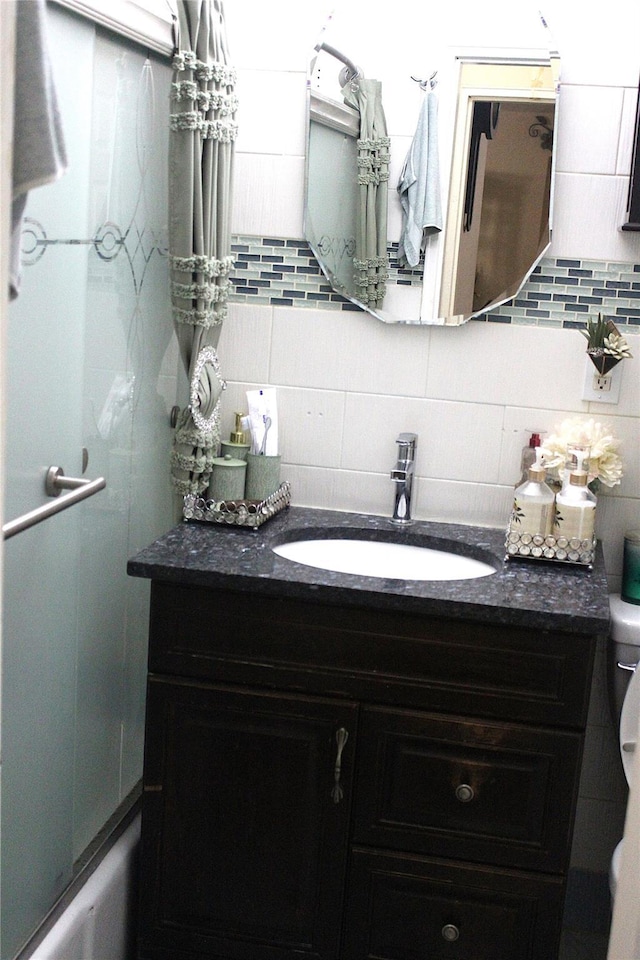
(304, 3, 560, 325)
(439, 62, 556, 323)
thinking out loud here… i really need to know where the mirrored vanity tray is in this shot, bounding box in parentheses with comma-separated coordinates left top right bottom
(505, 526, 596, 568)
(183, 481, 291, 530)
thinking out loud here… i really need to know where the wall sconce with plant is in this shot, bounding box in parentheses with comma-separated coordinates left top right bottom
(581, 313, 633, 375)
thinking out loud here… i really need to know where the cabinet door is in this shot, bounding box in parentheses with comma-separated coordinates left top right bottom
(343, 849, 564, 960)
(139, 678, 357, 960)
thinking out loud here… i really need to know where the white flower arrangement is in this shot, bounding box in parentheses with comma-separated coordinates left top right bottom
(540, 417, 624, 490)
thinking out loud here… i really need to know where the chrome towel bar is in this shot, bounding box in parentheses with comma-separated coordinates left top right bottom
(2, 466, 106, 540)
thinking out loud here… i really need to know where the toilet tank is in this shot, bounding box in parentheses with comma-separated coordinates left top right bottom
(609, 594, 640, 724)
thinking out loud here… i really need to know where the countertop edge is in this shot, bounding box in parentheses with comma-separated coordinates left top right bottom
(126, 557, 611, 636)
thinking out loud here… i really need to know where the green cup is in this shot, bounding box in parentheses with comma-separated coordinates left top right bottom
(208, 456, 247, 501)
(244, 453, 281, 501)
(622, 530, 640, 605)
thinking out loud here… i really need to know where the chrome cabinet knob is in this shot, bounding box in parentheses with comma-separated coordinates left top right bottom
(442, 923, 460, 941)
(455, 783, 475, 803)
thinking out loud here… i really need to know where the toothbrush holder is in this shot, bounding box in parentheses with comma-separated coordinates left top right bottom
(245, 453, 281, 501)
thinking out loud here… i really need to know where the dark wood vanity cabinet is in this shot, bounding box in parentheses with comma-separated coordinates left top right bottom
(137, 582, 597, 960)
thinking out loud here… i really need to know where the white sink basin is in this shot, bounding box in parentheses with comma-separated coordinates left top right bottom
(273, 538, 496, 581)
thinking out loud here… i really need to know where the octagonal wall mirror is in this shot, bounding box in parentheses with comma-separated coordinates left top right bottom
(304, 2, 560, 325)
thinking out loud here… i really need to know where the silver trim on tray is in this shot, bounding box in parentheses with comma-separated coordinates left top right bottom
(505, 524, 596, 568)
(183, 481, 291, 530)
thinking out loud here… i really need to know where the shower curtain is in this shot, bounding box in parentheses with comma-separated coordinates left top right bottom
(342, 77, 390, 309)
(169, 0, 237, 495)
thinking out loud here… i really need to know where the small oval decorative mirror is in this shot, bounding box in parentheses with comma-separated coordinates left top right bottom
(304, 3, 560, 325)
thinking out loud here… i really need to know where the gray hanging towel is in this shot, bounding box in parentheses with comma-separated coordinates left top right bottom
(397, 90, 442, 268)
(10, 0, 67, 300)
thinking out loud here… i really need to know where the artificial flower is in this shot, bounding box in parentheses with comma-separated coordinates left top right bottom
(540, 417, 623, 488)
(603, 331, 633, 360)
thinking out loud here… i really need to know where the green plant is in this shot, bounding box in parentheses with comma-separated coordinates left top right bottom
(580, 313, 632, 360)
(580, 313, 632, 375)
(580, 314, 609, 350)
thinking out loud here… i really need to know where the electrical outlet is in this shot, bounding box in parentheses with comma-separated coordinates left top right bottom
(594, 374, 611, 392)
(581, 358, 622, 404)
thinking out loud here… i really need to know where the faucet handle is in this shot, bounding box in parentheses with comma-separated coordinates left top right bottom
(396, 432, 417, 459)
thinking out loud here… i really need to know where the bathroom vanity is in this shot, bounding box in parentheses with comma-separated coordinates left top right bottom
(128, 507, 610, 960)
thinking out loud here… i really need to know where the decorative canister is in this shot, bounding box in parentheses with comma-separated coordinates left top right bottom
(244, 453, 281, 501)
(208, 455, 247, 501)
(220, 440, 250, 461)
(622, 530, 640, 605)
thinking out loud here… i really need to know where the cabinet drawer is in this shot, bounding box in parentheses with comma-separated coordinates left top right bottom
(353, 706, 582, 873)
(343, 849, 564, 960)
(149, 584, 596, 728)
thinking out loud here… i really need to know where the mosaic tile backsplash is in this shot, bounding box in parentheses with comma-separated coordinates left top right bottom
(230, 234, 640, 333)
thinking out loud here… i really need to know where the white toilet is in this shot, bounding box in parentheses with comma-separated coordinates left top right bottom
(608, 594, 640, 899)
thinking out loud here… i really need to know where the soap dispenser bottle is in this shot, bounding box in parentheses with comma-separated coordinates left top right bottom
(515, 432, 542, 487)
(553, 449, 596, 542)
(511, 450, 555, 536)
(220, 412, 251, 461)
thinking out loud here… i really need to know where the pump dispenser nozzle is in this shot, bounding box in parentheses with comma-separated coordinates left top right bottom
(527, 447, 547, 482)
(230, 412, 247, 445)
(567, 447, 590, 487)
(569, 450, 589, 487)
(219, 412, 251, 462)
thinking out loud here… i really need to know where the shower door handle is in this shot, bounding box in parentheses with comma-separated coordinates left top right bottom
(2, 466, 106, 540)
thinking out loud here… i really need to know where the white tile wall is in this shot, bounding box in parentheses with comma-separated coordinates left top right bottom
(225, 1, 330, 73)
(233, 154, 305, 237)
(270, 305, 431, 394)
(235, 70, 307, 156)
(278, 386, 347, 469)
(222, 0, 640, 878)
(555, 86, 625, 176)
(550, 172, 640, 261)
(619, 88, 640, 175)
(544, 1, 640, 88)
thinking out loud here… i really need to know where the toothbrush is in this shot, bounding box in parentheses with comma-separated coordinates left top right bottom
(259, 416, 272, 455)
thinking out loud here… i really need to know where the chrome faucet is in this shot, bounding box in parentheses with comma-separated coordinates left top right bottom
(390, 432, 417, 525)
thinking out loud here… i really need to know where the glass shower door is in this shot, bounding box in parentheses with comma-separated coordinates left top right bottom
(1, 12, 94, 954)
(2, 271, 87, 952)
(1, 7, 175, 956)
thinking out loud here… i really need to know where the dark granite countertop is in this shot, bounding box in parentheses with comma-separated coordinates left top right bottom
(127, 506, 611, 634)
